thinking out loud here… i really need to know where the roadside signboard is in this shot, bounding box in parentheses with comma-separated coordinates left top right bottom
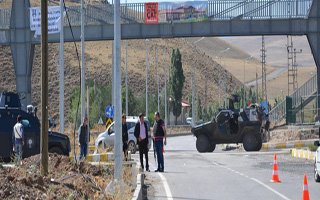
(30, 6, 62, 36)
(105, 105, 114, 118)
(106, 117, 113, 129)
(145, 2, 159, 24)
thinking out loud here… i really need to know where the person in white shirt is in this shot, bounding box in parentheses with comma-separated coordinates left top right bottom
(134, 113, 149, 172)
(13, 115, 24, 164)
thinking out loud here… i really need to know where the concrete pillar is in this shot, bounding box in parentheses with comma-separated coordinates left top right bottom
(307, 0, 320, 118)
(10, 0, 34, 109)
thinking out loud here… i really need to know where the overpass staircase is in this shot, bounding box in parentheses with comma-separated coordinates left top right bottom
(269, 73, 317, 126)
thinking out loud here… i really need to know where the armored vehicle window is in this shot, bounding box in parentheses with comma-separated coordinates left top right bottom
(0, 92, 21, 108)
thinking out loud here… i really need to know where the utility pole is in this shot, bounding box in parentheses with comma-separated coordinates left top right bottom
(125, 0, 128, 116)
(287, 36, 302, 94)
(256, 66, 258, 103)
(125, 40, 128, 116)
(261, 35, 267, 101)
(145, 40, 149, 118)
(192, 65, 195, 127)
(156, 46, 160, 112)
(59, 0, 65, 134)
(81, 0, 86, 120)
(113, 0, 122, 183)
(164, 48, 168, 127)
(41, 0, 49, 176)
(87, 85, 89, 129)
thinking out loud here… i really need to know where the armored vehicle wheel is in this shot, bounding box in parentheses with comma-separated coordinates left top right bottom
(208, 144, 216, 152)
(243, 133, 261, 151)
(196, 134, 210, 153)
(256, 138, 262, 151)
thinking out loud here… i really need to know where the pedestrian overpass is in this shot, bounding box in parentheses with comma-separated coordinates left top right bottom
(0, 0, 319, 122)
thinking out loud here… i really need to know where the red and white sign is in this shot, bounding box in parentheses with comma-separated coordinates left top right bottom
(145, 2, 158, 24)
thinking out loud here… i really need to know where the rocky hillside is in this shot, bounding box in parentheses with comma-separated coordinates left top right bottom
(0, 38, 243, 125)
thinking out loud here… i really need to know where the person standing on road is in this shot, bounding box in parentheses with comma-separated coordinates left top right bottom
(153, 112, 167, 172)
(78, 117, 90, 159)
(122, 114, 129, 161)
(13, 115, 24, 165)
(134, 113, 150, 172)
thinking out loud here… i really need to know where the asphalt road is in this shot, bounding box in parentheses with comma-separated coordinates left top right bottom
(133, 135, 320, 200)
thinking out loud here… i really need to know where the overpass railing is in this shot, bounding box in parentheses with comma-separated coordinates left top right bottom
(269, 73, 317, 124)
(0, 0, 313, 29)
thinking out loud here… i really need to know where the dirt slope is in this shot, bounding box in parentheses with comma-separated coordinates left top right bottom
(0, 38, 243, 125)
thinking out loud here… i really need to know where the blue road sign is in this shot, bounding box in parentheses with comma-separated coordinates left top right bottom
(105, 105, 114, 118)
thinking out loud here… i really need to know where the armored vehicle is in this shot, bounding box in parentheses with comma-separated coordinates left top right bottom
(192, 95, 268, 152)
(0, 92, 70, 160)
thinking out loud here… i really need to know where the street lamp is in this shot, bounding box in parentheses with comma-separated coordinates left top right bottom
(145, 39, 149, 118)
(190, 38, 204, 127)
(243, 56, 253, 107)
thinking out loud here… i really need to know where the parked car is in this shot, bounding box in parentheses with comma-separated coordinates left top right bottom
(95, 116, 152, 154)
(314, 140, 320, 182)
(186, 117, 192, 125)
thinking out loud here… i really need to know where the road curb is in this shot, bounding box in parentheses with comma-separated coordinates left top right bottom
(88, 145, 95, 152)
(131, 173, 143, 200)
(291, 148, 316, 160)
(69, 152, 131, 162)
(262, 139, 316, 150)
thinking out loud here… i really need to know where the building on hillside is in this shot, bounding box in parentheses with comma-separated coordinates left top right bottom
(168, 100, 190, 125)
(159, 5, 207, 23)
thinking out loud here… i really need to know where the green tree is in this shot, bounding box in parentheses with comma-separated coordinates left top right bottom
(169, 48, 185, 125)
(69, 81, 112, 129)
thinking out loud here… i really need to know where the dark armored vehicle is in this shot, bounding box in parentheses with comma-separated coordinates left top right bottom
(0, 92, 70, 160)
(192, 95, 268, 152)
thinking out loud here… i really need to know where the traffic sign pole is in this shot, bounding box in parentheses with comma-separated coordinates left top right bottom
(113, 0, 122, 184)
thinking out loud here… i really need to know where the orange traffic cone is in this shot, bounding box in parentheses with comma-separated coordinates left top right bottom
(302, 174, 310, 200)
(271, 154, 281, 183)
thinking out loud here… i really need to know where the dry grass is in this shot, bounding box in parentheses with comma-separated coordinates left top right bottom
(222, 58, 275, 83)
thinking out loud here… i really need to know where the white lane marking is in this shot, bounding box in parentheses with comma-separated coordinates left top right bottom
(149, 163, 173, 200)
(209, 159, 291, 200)
(251, 178, 291, 200)
(158, 172, 174, 200)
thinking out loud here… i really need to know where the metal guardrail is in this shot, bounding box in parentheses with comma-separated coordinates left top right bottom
(209, 0, 312, 19)
(269, 73, 317, 124)
(0, 8, 10, 29)
(291, 73, 317, 108)
(0, 0, 313, 29)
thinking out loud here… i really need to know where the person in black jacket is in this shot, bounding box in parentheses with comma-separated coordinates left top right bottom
(134, 113, 149, 172)
(78, 117, 90, 159)
(122, 114, 129, 160)
(153, 112, 167, 172)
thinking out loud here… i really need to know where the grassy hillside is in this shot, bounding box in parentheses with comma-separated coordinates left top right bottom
(0, 38, 244, 125)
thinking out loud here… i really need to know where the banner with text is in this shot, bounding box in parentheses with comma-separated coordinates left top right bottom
(158, 1, 208, 23)
(30, 6, 62, 36)
(145, 2, 159, 24)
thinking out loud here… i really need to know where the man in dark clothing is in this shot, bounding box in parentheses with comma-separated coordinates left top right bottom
(78, 117, 90, 159)
(122, 114, 129, 160)
(134, 113, 149, 172)
(153, 112, 167, 172)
